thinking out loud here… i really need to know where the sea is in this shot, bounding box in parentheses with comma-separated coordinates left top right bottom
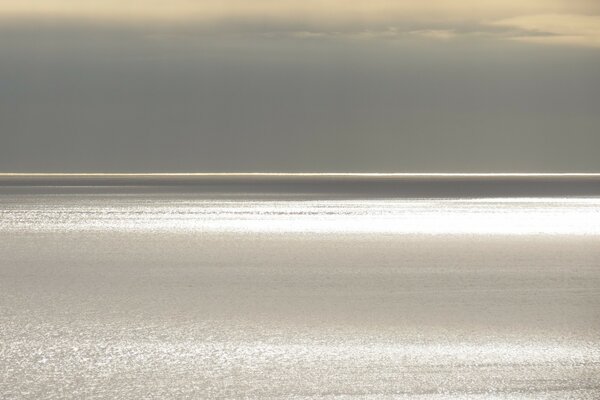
(1, 175, 599, 399)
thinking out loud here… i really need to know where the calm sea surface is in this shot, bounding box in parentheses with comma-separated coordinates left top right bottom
(1, 185, 600, 398)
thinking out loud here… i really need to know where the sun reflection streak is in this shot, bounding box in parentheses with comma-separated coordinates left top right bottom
(2, 197, 600, 235)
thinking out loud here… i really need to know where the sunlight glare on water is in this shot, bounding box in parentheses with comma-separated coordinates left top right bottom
(1, 191, 600, 398)
(2, 196, 600, 235)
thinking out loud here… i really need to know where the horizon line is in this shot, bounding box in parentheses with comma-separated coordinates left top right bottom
(2, 173, 600, 177)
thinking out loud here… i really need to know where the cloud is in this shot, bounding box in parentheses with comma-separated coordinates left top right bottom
(489, 14, 600, 48)
(1, 1, 599, 47)
(2, 0, 598, 23)
(409, 30, 457, 40)
(290, 28, 457, 41)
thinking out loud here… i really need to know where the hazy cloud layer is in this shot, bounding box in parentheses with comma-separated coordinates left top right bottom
(2, 1, 600, 47)
(490, 14, 600, 47)
(1, 1, 600, 172)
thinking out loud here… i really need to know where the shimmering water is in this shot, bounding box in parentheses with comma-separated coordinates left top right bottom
(1, 190, 600, 398)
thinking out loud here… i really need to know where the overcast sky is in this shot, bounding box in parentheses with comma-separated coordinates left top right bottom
(1, 1, 600, 172)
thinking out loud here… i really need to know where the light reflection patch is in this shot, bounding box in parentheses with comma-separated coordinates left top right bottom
(2, 197, 600, 235)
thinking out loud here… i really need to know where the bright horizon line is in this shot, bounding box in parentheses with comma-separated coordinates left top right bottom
(2, 173, 600, 177)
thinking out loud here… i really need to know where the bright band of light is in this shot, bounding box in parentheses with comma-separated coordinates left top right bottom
(3, 198, 600, 236)
(1, 173, 600, 177)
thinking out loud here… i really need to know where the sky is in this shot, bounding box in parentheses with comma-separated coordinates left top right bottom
(1, 1, 600, 172)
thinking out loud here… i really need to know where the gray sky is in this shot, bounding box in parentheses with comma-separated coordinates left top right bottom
(1, 1, 600, 172)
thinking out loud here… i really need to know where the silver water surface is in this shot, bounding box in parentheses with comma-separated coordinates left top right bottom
(1, 191, 600, 398)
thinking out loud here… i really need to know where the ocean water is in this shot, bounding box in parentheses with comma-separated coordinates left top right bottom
(1, 184, 600, 399)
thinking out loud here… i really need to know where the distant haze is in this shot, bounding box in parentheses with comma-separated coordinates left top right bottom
(1, 1, 600, 172)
